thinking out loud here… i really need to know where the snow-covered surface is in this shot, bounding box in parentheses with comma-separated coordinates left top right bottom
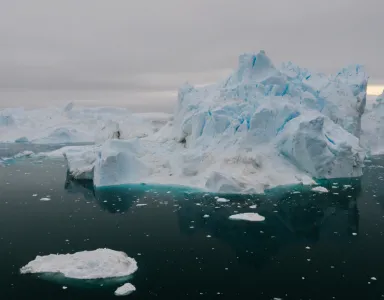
(361, 90, 384, 155)
(4, 51, 373, 194)
(0, 105, 171, 144)
(311, 186, 329, 193)
(229, 212, 265, 222)
(20, 248, 138, 280)
(114, 283, 136, 296)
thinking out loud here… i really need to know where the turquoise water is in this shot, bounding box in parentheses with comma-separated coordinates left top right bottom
(1, 149, 384, 299)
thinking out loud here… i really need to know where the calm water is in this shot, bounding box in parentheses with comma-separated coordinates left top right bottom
(1, 147, 384, 299)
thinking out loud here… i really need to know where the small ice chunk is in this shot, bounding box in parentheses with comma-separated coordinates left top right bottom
(136, 204, 147, 207)
(229, 213, 265, 222)
(371, 277, 377, 281)
(62, 286, 67, 290)
(311, 186, 329, 193)
(203, 214, 210, 218)
(32, 194, 37, 197)
(40, 197, 51, 201)
(216, 198, 230, 203)
(114, 283, 136, 296)
(352, 232, 358, 236)
(249, 205, 257, 209)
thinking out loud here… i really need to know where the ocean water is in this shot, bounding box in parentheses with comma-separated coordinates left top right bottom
(1, 149, 384, 299)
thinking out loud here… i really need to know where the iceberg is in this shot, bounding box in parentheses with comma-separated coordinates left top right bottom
(115, 283, 136, 296)
(361, 90, 384, 155)
(55, 51, 368, 194)
(20, 248, 138, 280)
(0, 104, 171, 144)
(229, 212, 266, 222)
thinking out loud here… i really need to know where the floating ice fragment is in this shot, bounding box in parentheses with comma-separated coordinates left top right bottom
(20, 248, 138, 280)
(203, 214, 210, 218)
(114, 283, 136, 296)
(311, 186, 329, 193)
(40, 197, 51, 201)
(216, 198, 230, 203)
(249, 204, 257, 209)
(229, 213, 265, 222)
(136, 204, 147, 207)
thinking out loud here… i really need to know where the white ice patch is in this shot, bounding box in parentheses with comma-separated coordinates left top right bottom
(40, 197, 51, 201)
(0, 105, 170, 144)
(229, 213, 265, 222)
(114, 283, 136, 296)
(216, 198, 230, 203)
(311, 186, 329, 193)
(20, 248, 138, 280)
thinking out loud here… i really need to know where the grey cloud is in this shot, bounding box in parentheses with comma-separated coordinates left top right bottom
(0, 0, 383, 108)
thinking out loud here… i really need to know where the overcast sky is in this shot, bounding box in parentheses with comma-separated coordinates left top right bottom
(0, 0, 383, 110)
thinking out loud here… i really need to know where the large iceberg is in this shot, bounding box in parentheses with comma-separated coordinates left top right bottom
(361, 90, 384, 155)
(60, 51, 366, 194)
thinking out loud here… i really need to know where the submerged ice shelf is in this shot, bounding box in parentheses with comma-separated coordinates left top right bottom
(3, 50, 379, 194)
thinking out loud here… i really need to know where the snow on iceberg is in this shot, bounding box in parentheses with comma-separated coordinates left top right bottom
(63, 146, 99, 180)
(361, 90, 384, 155)
(0, 104, 171, 144)
(20, 248, 138, 280)
(61, 51, 367, 194)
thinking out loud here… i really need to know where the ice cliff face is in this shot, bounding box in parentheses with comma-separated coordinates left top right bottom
(361, 90, 384, 155)
(86, 51, 366, 193)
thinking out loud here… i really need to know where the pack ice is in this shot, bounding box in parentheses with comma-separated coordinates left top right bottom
(60, 51, 366, 194)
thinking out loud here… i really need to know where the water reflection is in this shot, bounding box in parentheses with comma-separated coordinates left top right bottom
(175, 179, 361, 268)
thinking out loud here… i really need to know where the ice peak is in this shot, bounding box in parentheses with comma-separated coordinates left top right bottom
(234, 51, 277, 84)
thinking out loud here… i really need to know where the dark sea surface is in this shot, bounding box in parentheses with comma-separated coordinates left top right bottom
(1, 144, 384, 299)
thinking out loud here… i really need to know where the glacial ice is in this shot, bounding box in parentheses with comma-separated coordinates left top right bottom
(311, 186, 329, 193)
(361, 90, 384, 155)
(115, 283, 136, 296)
(229, 213, 265, 222)
(20, 248, 138, 280)
(0, 105, 171, 144)
(4, 50, 373, 194)
(89, 51, 366, 193)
